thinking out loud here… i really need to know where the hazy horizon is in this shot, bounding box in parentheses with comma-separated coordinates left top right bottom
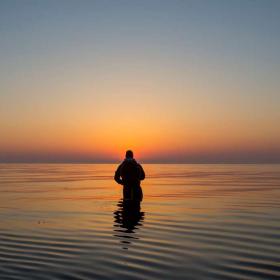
(1, 158, 280, 164)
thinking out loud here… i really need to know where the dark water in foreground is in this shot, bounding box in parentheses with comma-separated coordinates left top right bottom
(0, 164, 279, 280)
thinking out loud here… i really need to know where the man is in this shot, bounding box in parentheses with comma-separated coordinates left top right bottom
(114, 150, 145, 201)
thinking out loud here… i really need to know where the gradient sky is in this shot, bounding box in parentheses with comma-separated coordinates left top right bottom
(1, 0, 280, 163)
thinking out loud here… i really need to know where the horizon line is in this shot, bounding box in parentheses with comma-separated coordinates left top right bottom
(0, 161, 280, 164)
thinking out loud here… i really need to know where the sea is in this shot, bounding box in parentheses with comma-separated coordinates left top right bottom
(0, 163, 279, 280)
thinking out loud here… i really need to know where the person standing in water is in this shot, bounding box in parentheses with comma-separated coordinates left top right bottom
(114, 150, 145, 201)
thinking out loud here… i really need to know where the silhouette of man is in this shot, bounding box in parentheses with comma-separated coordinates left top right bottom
(114, 150, 145, 201)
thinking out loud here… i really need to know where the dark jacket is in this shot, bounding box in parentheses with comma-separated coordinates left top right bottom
(114, 159, 145, 187)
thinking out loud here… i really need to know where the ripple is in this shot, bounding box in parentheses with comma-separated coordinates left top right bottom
(0, 164, 280, 279)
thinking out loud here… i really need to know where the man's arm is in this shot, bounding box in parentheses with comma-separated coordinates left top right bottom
(114, 164, 123, 185)
(138, 164, 145, 181)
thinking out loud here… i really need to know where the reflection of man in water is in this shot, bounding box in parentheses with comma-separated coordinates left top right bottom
(113, 199, 145, 250)
(114, 150, 145, 201)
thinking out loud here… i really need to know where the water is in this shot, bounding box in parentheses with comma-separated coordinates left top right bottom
(0, 164, 279, 280)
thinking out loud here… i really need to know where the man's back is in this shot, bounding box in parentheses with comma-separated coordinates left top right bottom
(114, 150, 145, 201)
(114, 158, 145, 187)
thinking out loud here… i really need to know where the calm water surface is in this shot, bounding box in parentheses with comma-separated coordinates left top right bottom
(0, 164, 279, 280)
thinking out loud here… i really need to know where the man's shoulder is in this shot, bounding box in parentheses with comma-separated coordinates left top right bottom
(116, 162, 124, 171)
(137, 162, 144, 170)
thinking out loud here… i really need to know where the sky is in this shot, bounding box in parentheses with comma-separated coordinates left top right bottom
(0, 0, 280, 163)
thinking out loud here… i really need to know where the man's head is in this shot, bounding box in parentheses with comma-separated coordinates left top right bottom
(125, 150, 134, 159)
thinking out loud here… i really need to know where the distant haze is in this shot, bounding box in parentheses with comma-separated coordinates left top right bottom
(1, 0, 280, 163)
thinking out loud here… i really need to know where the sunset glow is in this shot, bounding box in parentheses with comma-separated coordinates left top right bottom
(1, 0, 280, 163)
